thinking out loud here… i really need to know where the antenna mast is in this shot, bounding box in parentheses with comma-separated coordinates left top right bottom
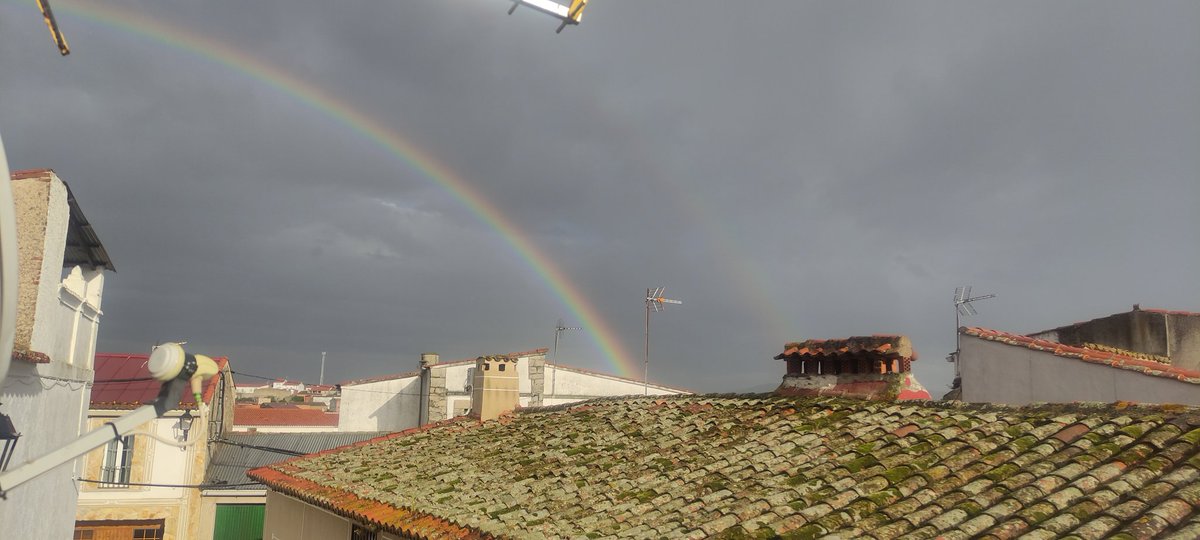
(644, 287, 682, 395)
(551, 319, 581, 396)
(952, 286, 995, 363)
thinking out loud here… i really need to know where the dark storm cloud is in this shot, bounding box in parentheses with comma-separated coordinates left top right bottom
(0, 0, 1195, 393)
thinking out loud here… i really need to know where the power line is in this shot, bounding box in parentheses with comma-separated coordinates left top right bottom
(211, 438, 304, 456)
(92, 376, 157, 383)
(76, 478, 261, 489)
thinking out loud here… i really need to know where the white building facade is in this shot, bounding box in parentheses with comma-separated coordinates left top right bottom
(339, 349, 688, 432)
(0, 169, 114, 540)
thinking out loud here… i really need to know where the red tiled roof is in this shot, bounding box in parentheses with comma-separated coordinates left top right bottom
(963, 327, 1200, 385)
(234, 406, 339, 427)
(1141, 308, 1200, 317)
(9, 168, 54, 180)
(91, 353, 230, 410)
(775, 335, 915, 361)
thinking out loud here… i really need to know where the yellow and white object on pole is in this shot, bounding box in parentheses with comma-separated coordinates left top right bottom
(508, 0, 588, 33)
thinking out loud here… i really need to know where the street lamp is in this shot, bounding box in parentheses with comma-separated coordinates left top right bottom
(177, 409, 194, 442)
(0, 412, 19, 471)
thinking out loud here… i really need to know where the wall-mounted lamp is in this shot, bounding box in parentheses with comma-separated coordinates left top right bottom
(177, 409, 194, 443)
(0, 412, 20, 471)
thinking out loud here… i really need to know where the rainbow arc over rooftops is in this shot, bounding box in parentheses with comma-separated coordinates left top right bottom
(41, 0, 641, 378)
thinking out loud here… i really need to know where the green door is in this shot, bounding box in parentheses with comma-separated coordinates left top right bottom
(213, 504, 265, 540)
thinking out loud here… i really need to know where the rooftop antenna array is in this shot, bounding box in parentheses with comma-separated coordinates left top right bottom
(952, 286, 995, 363)
(554, 318, 582, 359)
(644, 287, 682, 395)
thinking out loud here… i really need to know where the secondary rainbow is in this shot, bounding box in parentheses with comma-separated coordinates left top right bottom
(45, 0, 642, 377)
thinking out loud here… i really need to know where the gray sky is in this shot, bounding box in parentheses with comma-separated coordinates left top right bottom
(2, 1, 1197, 394)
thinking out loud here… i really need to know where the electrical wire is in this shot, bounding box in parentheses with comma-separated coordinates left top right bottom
(210, 438, 304, 456)
(75, 478, 262, 489)
(93, 376, 157, 383)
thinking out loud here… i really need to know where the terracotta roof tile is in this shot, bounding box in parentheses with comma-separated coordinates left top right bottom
(233, 407, 339, 427)
(963, 327, 1200, 385)
(250, 396, 1200, 538)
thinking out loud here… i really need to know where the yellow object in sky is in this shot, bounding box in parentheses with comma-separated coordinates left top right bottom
(35, 0, 70, 55)
(508, 0, 589, 33)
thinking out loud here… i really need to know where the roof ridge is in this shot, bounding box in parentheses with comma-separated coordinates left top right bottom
(962, 326, 1200, 385)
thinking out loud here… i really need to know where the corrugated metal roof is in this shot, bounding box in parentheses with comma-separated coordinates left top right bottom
(205, 432, 387, 489)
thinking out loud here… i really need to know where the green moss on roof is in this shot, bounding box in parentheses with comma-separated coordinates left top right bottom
(251, 395, 1200, 539)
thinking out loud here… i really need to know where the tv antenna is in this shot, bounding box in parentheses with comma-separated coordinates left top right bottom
(550, 319, 581, 396)
(553, 319, 582, 359)
(952, 286, 995, 360)
(644, 287, 682, 395)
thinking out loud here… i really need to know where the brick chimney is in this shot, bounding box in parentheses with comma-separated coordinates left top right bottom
(774, 335, 930, 400)
(470, 355, 520, 421)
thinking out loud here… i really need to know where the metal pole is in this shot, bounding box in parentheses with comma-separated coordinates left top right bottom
(644, 289, 650, 395)
(320, 352, 326, 386)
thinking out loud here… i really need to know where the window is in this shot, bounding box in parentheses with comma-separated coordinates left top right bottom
(133, 528, 164, 540)
(498, 363, 506, 372)
(351, 524, 378, 540)
(100, 435, 134, 487)
(72, 531, 93, 540)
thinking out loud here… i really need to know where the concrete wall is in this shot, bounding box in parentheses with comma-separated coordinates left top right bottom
(0, 173, 104, 540)
(0, 360, 91, 540)
(338, 356, 688, 432)
(338, 375, 421, 432)
(76, 413, 208, 540)
(263, 491, 350, 540)
(1031, 310, 1200, 371)
(959, 336, 1200, 406)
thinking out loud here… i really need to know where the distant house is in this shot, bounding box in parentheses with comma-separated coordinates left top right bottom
(338, 348, 689, 432)
(233, 406, 339, 433)
(0, 169, 115, 540)
(250, 335, 1200, 538)
(950, 306, 1200, 405)
(75, 352, 235, 540)
(198, 431, 384, 540)
(270, 379, 306, 393)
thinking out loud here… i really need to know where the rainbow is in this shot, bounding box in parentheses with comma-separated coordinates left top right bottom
(25, 0, 642, 377)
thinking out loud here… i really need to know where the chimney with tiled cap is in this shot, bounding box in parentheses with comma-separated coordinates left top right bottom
(470, 354, 520, 421)
(774, 335, 931, 400)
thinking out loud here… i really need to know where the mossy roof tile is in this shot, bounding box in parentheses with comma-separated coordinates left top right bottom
(249, 395, 1200, 538)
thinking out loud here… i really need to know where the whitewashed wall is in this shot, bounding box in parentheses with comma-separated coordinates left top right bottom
(337, 375, 421, 432)
(338, 358, 688, 432)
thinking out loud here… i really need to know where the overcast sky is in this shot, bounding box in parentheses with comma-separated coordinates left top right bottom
(2, 0, 1197, 394)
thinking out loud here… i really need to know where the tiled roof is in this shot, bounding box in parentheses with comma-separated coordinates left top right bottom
(1141, 308, 1200, 317)
(91, 353, 229, 410)
(964, 327, 1200, 385)
(206, 432, 387, 489)
(234, 406, 339, 427)
(251, 394, 1200, 539)
(776, 335, 915, 361)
